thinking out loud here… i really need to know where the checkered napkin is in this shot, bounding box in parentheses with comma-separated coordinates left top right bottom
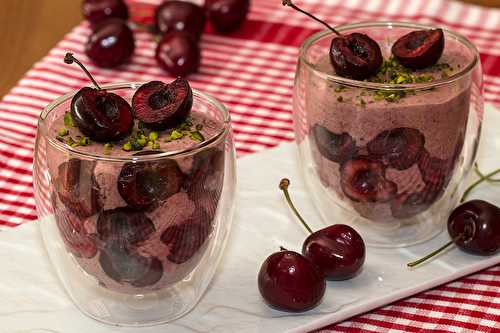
(0, 0, 498, 331)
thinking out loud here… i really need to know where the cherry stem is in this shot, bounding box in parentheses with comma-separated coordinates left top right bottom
(461, 164, 500, 202)
(279, 178, 313, 234)
(474, 163, 500, 183)
(282, 0, 341, 36)
(64, 53, 101, 90)
(407, 235, 462, 268)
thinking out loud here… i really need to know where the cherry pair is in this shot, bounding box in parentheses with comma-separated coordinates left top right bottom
(283, 0, 444, 79)
(64, 53, 192, 142)
(258, 179, 366, 312)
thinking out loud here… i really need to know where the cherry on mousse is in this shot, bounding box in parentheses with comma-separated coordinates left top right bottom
(279, 178, 366, 280)
(408, 167, 500, 268)
(132, 78, 193, 130)
(258, 247, 326, 312)
(283, 0, 382, 80)
(392, 28, 445, 69)
(64, 53, 133, 142)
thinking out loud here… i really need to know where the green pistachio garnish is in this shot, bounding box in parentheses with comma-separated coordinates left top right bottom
(170, 130, 184, 140)
(64, 112, 74, 127)
(58, 128, 69, 137)
(149, 131, 159, 142)
(67, 137, 79, 148)
(334, 85, 347, 93)
(188, 131, 205, 142)
(137, 137, 147, 147)
(78, 136, 90, 146)
(122, 142, 132, 151)
(104, 143, 114, 154)
(152, 142, 161, 150)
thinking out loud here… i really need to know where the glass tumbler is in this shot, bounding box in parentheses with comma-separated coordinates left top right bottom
(33, 83, 237, 325)
(292, 22, 483, 247)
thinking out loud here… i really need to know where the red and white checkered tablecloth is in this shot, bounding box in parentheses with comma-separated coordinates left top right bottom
(0, 0, 499, 331)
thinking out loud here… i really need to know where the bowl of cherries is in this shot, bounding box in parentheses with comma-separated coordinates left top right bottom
(81, 0, 251, 76)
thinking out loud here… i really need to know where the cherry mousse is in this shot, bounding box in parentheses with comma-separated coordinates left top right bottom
(47, 54, 225, 293)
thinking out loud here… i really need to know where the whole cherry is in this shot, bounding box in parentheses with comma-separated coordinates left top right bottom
(82, 0, 129, 26)
(392, 29, 444, 69)
(258, 248, 326, 312)
(85, 18, 135, 68)
(408, 166, 500, 267)
(205, 0, 250, 33)
(155, 32, 201, 77)
(64, 53, 133, 142)
(279, 179, 366, 280)
(283, 0, 382, 80)
(155, 0, 206, 40)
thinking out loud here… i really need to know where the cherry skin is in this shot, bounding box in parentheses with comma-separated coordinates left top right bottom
(132, 78, 193, 130)
(85, 19, 135, 68)
(258, 250, 325, 312)
(392, 29, 444, 69)
(303, 224, 365, 280)
(312, 124, 357, 164)
(155, 1, 206, 41)
(205, 0, 250, 33)
(82, 0, 129, 26)
(448, 200, 500, 255)
(64, 53, 134, 142)
(155, 32, 201, 77)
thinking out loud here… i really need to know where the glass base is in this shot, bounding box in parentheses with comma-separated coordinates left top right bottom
(39, 214, 230, 326)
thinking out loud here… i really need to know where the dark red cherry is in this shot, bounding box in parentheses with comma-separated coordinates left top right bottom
(311, 124, 357, 164)
(330, 33, 383, 80)
(155, 1, 206, 40)
(55, 158, 101, 218)
(303, 224, 365, 280)
(132, 78, 193, 130)
(448, 200, 500, 255)
(155, 32, 201, 77)
(97, 207, 156, 246)
(392, 29, 444, 69)
(367, 127, 425, 170)
(258, 250, 325, 312)
(205, 0, 250, 33)
(161, 209, 212, 264)
(117, 151, 185, 210)
(54, 206, 97, 259)
(99, 243, 163, 286)
(340, 158, 397, 203)
(85, 19, 135, 68)
(64, 53, 134, 142)
(82, 0, 129, 26)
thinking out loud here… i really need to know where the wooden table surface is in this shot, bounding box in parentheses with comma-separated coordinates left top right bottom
(0, 0, 499, 99)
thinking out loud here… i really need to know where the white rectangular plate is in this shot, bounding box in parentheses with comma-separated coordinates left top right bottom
(1, 105, 499, 333)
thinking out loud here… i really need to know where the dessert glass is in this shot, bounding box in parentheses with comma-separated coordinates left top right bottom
(292, 22, 483, 247)
(33, 82, 237, 326)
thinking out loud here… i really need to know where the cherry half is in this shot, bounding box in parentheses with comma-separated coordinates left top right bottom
(85, 18, 135, 68)
(64, 53, 133, 142)
(283, 0, 382, 80)
(82, 0, 129, 26)
(155, 32, 201, 77)
(312, 124, 357, 164)
(155, 0, 206, 41)
(258, 248, 326, 312)
(132, 78, 193, 130)
(408, 166, 500, 267)
(205, 0, 250, 33)
(392, 29, 445, 69)
(279, 179, 366, 280)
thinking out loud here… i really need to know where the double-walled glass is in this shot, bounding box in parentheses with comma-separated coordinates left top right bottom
(293, 22, 483, 247)
(33, 83, 236, 325)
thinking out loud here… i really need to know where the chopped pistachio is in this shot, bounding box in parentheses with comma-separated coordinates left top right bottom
(130, 140, 144, 151)
(79, 137, 90, 146)
(139, 134, 147, 141)
(58, 128, 69, 137)
(67, 136, 77, 147)
(337, 96, 344, 102)
(416, 75, 434, 83)
(56, 136, 65, 142)
(149, 131, 159, 141)
(137, 137, 147, 147)
(152, 142, 161, 150)
(64, 112, 74, 127)
(104, 143, 114, 154)
(189, 131, 205, 142)
(122, 142, 132, 151)
(334, 85, 347, 93)
(170, 130, 184, 140)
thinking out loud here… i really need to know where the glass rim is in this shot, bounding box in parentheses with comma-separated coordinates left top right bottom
(39, 82, 231, 162)
(299, 21, 480, 91)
